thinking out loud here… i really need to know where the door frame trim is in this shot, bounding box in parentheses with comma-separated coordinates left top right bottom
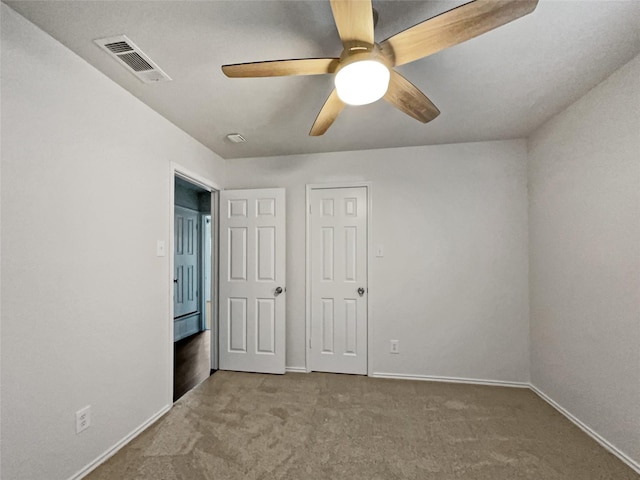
(169, 163, 221, 405)
(305, 182, 373, 376)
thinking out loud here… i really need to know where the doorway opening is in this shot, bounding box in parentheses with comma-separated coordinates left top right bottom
(173, 175, 216, 401)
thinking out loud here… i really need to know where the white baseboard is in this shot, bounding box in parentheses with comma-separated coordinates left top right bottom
(68, 404, 171, 480)
(285, 366, 307, 373)
(529, 384, 640, 475)
(371, 372, 529, 388)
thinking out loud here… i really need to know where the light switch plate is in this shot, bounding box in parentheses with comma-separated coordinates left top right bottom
(156, 240, 166, 257)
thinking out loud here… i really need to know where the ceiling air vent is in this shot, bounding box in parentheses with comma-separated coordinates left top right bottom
(226, 133, 246, 143)
(94, 35, 171, 84)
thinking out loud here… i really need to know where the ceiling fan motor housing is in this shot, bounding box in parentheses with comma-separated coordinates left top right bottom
(338, 43, 390, 69)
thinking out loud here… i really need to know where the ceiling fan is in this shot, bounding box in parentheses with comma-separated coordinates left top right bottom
(222, 0, 538, 136)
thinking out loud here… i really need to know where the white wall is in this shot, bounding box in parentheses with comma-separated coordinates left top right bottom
(0, 5, 225, 480)
(226, 140, 530, 382)
(528, 54, 640, 467)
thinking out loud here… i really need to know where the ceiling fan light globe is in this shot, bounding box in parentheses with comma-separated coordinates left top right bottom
(334, 60, 390, 106)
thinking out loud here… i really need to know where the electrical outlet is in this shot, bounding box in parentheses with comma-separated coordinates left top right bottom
(76, 405, 91, 434)
(390, 340, 399, 354)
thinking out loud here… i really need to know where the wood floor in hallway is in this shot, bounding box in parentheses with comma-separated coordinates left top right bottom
(173, 330, 211, 402)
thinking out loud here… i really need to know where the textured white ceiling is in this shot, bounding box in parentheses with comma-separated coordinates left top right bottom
(5, 0, 640, 159)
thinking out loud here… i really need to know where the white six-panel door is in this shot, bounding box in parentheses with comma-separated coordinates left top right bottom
(310, 187, 368, 374)
(219, 189, 286, 374)
(174, 206, 199, 319)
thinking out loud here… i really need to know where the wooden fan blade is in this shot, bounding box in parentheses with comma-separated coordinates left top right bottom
(380, 0, 538, 66)
(222, 58, 340, 78)
(384, 70, 440, 123)
(309, 90, 345, 136)
(330, 0, 374, 47)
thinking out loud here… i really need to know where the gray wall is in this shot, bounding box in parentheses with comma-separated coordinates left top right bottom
(175, 180, 200, 210)
(175, 177, 211, 212)
(0, 6, 225, 479)
(226, 140, 530, 383)
(528, 54, 640, 466)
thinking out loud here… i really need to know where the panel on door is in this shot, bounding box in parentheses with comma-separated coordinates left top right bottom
(219, 189, 286, 374)
(310, 187, 368, 374)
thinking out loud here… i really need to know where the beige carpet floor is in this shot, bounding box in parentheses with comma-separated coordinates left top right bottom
(86, 371, 638, 480)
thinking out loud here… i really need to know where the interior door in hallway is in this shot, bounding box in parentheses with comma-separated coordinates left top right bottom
(310, 186, 368, 374)
(219, 188, 286, 374)
(174, 206, 199, 319)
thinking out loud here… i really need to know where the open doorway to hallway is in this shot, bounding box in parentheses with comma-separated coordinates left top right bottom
(173, 176, 215, 401)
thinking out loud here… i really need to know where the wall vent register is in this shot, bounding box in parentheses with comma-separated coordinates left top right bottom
(94, 35, 171, 84)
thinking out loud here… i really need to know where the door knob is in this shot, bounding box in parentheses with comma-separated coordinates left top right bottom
(358, 287, 365, 297)
(275, 286, 283, 296)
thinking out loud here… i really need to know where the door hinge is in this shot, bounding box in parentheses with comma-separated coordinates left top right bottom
(309, 338, 312, 349)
